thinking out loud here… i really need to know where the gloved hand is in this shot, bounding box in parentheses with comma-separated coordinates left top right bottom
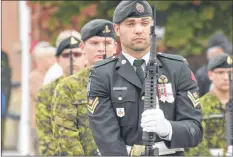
(141, 108, 171, 138)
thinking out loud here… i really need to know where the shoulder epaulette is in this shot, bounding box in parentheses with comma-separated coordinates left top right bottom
(157, 52, 186, 62)
(91, 55, 118, 69)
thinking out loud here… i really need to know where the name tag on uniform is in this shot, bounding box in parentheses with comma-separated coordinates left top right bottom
(113, 87, 127, 91)
(73, 100, 87, 105)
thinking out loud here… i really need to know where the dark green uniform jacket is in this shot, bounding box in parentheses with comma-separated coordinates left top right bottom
(87, 53, 203, 156)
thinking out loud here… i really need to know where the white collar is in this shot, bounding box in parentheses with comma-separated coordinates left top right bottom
(122, 51, 150, 66)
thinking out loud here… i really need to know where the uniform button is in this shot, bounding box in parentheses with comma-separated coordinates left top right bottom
(121, 60, 126, 65)
(118, 97, 122, 101)
(141, 96, 145, 100)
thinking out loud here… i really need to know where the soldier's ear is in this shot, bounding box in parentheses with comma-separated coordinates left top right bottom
(79, 41, 85, 50)
(208, 71, 213, 81)
(113, 24, 120, 37)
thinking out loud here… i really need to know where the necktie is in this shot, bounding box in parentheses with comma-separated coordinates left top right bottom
(133, 59, 145, 84)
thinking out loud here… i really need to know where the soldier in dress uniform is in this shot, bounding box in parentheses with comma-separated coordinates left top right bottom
(87, 1, 203, 156)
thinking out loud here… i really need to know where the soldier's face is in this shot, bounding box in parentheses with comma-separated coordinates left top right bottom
(114, 17, 152, 53)
(57, 47, 85, 75)
(208, 68, 232, 92)
(36, 56, 56, 72)
(80, 36, 116, 66)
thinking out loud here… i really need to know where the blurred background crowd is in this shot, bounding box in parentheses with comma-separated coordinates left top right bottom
(1, 0, 232, 155)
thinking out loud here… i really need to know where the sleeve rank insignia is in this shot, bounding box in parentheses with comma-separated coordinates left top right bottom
(187, 91, 200, 108)
(87, 97, 99, 114)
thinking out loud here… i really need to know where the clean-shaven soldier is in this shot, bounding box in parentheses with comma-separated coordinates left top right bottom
(87, 1, 203, 156)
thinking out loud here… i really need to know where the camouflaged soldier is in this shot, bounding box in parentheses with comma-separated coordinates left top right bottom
(35, 34, 84, 155)
(185, 54, 233, 156)
(51, 19, 117, 156)
(87, 1, 203, 156)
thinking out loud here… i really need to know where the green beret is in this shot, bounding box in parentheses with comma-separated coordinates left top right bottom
(113, 0, 153, 24)
(208, 53, 233, 70)
(81, 19, 116, 41)
(56, 36, 81, 57)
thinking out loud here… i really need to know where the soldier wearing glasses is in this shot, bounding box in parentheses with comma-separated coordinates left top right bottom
(51, 19, 117, 156)
(186, 54, 233, 156)
(35, 35, 84, 155)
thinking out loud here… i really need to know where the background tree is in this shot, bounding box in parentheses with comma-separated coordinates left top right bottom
(29, 0, 232, 71)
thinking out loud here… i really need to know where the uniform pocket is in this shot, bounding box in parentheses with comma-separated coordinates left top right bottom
(54, 104, 78, 130)
(111, 90, 136, 126)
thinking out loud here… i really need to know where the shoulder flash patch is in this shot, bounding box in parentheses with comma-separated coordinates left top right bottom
(157, 53, 185, 62)
(93, 55, 118, 68)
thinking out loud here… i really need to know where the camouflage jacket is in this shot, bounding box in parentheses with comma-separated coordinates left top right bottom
(36, 76, 63, 155)
(51, 68, 98, 156)
(185, 92, 228, 156)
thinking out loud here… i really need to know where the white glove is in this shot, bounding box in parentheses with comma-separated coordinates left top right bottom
(141, 108, 171, 138)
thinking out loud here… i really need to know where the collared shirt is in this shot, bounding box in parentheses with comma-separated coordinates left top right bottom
(121, 51, 172, 141)
(122, 51, 150, 72)
(43, 62, 63, 85)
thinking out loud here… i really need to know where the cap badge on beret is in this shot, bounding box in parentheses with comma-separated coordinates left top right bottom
(136, 3, 144, 13)
(70, 37, 78, 45)
(103, 25, 111, 33)
(227, 56, 233, 65)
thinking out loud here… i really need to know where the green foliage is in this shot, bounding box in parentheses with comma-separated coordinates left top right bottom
(37, 0, 232, 56)
(154, 0, 232, 56)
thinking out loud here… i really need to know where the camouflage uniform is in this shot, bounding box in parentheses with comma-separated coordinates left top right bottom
(185, 92, 228, 156)
(36, 76, 63, 155)
(52, 68, 98, 156)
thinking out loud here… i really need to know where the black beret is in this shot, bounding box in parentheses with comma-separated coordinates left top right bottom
(81, 19, 116, 41)
(208, 32, 233, 54)
(208, 53, 233, 70)
(56, 36, 81, 57)
(225, 41, 233, 55)
(113, 0, 153, 24)
(208, 32, 228, 47)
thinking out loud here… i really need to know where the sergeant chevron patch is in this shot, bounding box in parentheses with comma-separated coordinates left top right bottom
(187, 91, 200, 108)
(87, 97, 99, 114)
